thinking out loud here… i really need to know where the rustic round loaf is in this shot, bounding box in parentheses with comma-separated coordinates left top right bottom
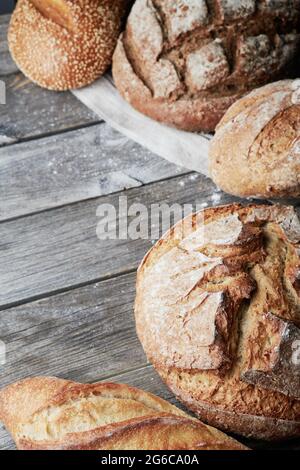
(8, 0, 130, 91)
(0, 377, 247, 450)
(210, 80, 300, 198)
(135, 203, 300, 440)
(113, 0, 300, 132)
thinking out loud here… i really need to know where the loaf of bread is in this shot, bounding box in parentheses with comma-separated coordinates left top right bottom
(113, 0, 300, 132)
(0, 377, 248, 450)
(8, 0, 131, 90)
(210, 80, 300, 198)
(135, 203, 300, 440)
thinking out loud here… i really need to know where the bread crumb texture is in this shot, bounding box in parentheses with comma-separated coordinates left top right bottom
(8, 0, 129, 90)
(210, 80, 300, 198)
(0, 378, 247, 450)
(113, 0, 300, 131)
(135, 204, 300, 440)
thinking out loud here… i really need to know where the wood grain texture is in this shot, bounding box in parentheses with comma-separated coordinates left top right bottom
(0, 270, 176, 450)
(0, 173, 236, 308)
(0, 73, 99, 146)
(0, 123, 186, 221)
(0, 15, 17, 76)
(0, 266, 299, 449)
(73, 76, 211, 175)
(0, 272, 146, 389)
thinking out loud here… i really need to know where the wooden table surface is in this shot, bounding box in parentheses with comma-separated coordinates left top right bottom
(0, 13, 299, 450)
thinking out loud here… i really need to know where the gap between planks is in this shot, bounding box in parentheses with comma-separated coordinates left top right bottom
(0, 270, 298, 450)
(0, 121, 188, 222)
(0, 266, 137, 311)
(0, 172, 237, 308)
(0, 72, 100, 146)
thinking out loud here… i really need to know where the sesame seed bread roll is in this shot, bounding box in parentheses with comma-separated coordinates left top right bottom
(8, 0, 131, 91)
(210, 80, 300, 198)
(0, 377, 247, 450)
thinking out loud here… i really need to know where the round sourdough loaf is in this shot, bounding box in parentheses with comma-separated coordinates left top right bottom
(0, 377, 247, 450)
(8, 0, 130, 91)
(135, 203, 300, 440)
(113, 0, 300, 132)
(210, 80, 300, 198)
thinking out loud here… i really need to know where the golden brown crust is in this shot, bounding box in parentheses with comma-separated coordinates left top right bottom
(112, 35, 238, 133)
(8, 0, 130, 91)
(0, 377, 247, 450)
(113, 0, 300, 132)
(210, 80, 300, 198)
(135, 203, 300, 440)
(159, 381, 300, 441)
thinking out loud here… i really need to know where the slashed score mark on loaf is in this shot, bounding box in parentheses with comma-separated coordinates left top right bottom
(135, 204, 300, 439)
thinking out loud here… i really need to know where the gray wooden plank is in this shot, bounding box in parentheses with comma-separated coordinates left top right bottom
(0, 15, 17, 76)
(0, 173, 237, 308)
(0, 268, 161, 450)
(0, 272, 146, 389)
(0, 124, 186, 221)
(0, 424, 13, 450)
(0, 268, 299, 452)
(0, 73, 99, 146)
(0, 270, 145, 450)
(73, 75, 211, 176)
(0, 263, 182, 450)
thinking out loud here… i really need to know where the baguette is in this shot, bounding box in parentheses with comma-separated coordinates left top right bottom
(0, 377, 247, 450)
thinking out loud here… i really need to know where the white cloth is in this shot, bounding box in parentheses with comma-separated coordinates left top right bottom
(72, 75, 211, 176)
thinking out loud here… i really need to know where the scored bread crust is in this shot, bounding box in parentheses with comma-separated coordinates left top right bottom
(113, 34, 238, 133)
(210, 80, 300, 198)
(8, 0, 130, 91)
(135, 204, 300, 440)
(0, 377, 247, 450)
(113, 0, 300, 132)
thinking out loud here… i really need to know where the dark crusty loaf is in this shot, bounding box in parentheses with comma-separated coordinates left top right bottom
(113, 0, 300, 132)
(0, 377, 247, 450)
(210, 80, 300, 198)
(135, 204, 300, 440)
(8, 0, 131, 91)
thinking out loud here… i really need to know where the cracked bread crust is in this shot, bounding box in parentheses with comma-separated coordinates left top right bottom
(113, 0, 300, 132)
(210, 80, 300, 198)
(135, 204, 300, 440)
(0, 377, 247, 450)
